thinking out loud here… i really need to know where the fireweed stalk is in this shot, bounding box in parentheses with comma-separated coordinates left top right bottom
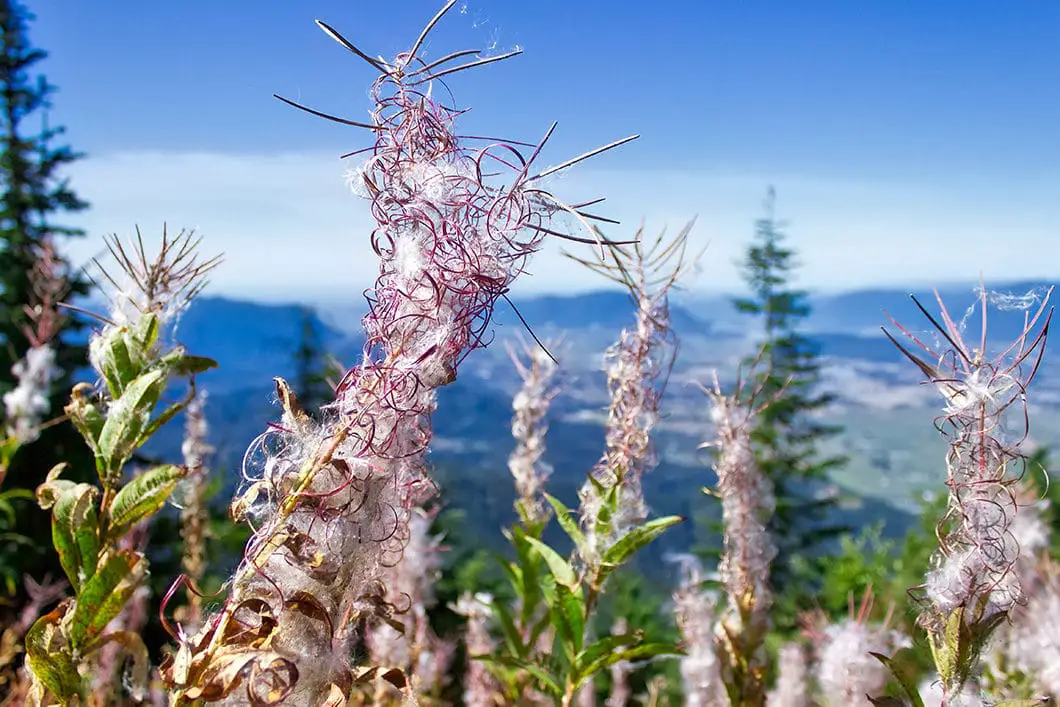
(766, 643, 809, 707)
(481, 227, 689, 705)
(671, 555, 725, 707)
(453, 592, 502, 707)
(803, 591, 909, 707)
(178, 389, 214, 628)
(700, 371, 777, 706)
(507, 336, 560, 528)
(569, 222, 696, 568)
(165, 5, 637, 704)
(25, 228, 220, 704)
(1, 237, 67, 476)
(883, 287, 1053, 699)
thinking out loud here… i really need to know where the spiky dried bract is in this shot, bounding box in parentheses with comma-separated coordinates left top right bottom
(767, 643, 810, 707)
(884, 288, 1053, 636)
(671, 556, 725, 707)
(574, 223, 695, 564)
(507, 337, 560, 526)
(167, 6, 634, 703)
(91, 226, 220, 329)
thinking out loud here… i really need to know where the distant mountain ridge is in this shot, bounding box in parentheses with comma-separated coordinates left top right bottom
(126, 278, 1056, 578)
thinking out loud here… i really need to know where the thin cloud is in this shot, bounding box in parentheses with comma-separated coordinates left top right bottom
(63, 151, 1059, 304)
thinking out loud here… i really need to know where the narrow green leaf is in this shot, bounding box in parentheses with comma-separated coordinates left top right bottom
(491, 599, 526, 657)
(524, 535, 578, 588)
(474, 655, 562, 697)
(547, 582, 586, 660)
(25, 604, 82, 701)
(96, 369, 165, 477)
(598, 515, 683, 583)
(138, 396, 191, 446)
(870, 650, 926, 707)
(574, 642, 680, 685)
(69, 550, 145, 650)
(545, 493, 586, 550)
(573, 631, 642, 681)
(163, 352, 219, 376)
(107, 464, 186, 540)
(48, 483, 100, 591)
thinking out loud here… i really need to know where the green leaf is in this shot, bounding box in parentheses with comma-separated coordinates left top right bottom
(25, 603, 82, 701)
(96, 369, 165, 478)
(545, 493, 586, 550)
(107, 464, 186, 540)
(474, 655, 562, 697)
(138, 396, 191, 445)
(68, 550, 145, 650)
(573, 631, 641, 681)
(66, 386, 105, 454)
(870, 650, 925, 707)
(133, 312, 160, 353)
(94, 327, 138, 398)
(574, 642, 680, 685)
(491, 598, 526, 658)
(48, 483, 100, 591)
(162, 352, 219, 376)
(524, 535, 578, 588)
(599, 515, 683, 583)
(546, 582, 586, 660)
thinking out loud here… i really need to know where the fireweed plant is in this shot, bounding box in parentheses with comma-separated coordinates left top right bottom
(24, 228, 221, 704)
(877, 287, 1054, 705)
(479, 226, 694, 706)
(162, 4, 638, 705)
(697, 370, 779, 707)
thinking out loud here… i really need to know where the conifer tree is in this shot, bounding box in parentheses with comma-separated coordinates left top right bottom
(292, 305, 332, 413)
(731, 187, 846, 628)
(0, 0, 92, 593)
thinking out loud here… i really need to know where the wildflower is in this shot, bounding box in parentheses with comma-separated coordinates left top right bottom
(3, 238, 68, 447)
(767, 643, 809, 707)
(178, 389, 213, 627)
(506, 337, 560, 527)
(703, 372, 776, 635)
(453, 592, 501, 707)
(167, 4, 635, 703)
(4, 345, 59, 445)
(671, 555, 725, 707)
(573, 223, 695, 565)
(884, 286, 1053, 697)
(806, 594, 909, 707)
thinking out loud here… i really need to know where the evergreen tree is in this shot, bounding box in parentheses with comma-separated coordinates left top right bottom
(292, 305, 333, 413)
(0, 0, 93, 596)
(731, 187, 847, 629)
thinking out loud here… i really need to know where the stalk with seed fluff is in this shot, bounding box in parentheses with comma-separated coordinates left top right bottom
(165, 5, 636, 704)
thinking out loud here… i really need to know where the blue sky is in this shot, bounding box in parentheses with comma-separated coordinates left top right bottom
(27, 0, 1060, 302)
